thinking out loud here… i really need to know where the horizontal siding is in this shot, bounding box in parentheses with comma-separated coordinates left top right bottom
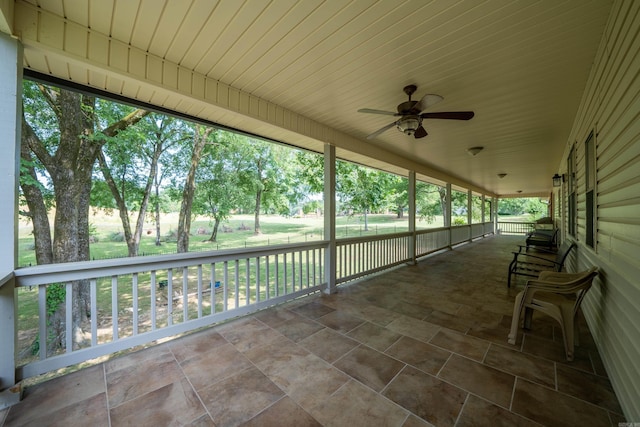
(561, 0, 640, 419)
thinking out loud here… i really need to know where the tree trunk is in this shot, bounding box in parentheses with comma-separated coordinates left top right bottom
(364, 209, 369, 231)
(22, 85, 149, 353)
(19, 123, 53, 265)
(154, 173, 162, 246)
(207, 217, 221, 242)
(254, 188, 262, 234)
(177, 126, 212, 252)
(438, 187, 448, 224)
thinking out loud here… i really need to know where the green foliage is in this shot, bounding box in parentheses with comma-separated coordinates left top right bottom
(108, 231, 125, 242)
(46, 283, 65, 317)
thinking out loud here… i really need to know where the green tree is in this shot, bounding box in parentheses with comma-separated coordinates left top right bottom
(20, 81, 148, 352)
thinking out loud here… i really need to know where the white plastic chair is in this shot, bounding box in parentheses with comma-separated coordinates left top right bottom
(508, 267, 599, 361)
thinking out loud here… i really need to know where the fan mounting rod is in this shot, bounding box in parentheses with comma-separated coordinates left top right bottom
(403, 85, 418, 100)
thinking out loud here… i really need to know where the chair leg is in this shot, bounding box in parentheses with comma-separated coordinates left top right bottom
(523, 307, 533, 330)
(508, 291, 525, 345)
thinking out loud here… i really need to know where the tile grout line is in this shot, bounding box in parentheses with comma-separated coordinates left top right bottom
(103, 363, 112, 427)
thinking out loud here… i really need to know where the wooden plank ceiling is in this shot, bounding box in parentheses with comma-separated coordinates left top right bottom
(10, 0, 613, 197)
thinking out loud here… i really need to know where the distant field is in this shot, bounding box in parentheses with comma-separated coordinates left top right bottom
(18, 211, 451, 267)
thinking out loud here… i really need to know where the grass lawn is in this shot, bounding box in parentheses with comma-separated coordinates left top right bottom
(17, 212, 449, 267)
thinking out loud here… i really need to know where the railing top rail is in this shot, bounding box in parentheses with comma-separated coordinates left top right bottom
(337, 231, 412, 245)
(415, 226, 449, 234)
(0, 271, 14, 288)
(14, 240, 329, 287)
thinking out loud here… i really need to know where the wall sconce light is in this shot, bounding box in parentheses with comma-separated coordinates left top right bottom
(467, 146, 484, 156)
(552, 173, 562, 187)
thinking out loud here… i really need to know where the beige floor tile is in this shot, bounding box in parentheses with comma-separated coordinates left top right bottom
(199, 367, 284, 427)
(385, 336, 451, 375)
(347, 321, 403, 351)
(512, 378, 611, 426)
(484, 343, 556, 388)
(310, 380, 408, 427)
(333, 345, 405, 392)
(180, 342, 252, 391)
(423, 310, 470, 333)
(273, 316, 324, 342)
(316, 309, 365, 334)
(217, 317, 283, 352)
(383, 366, 466, 427)
(456, 394, 539, 427)
(106, 350, 184, 408)
(556, 364, 623, 413)
(429, 329, 489, 361)
(168, 328, 227, 363)
(438, 354, 515, 408)
(4, 365, 105, 426)
(109, 378, 206, 426)
(291, 300, 335, 319)
(386, 315, 441, 343)
(6, 392, 108, 427)
(241, 397, 321, 427)
(299, 327, 359, 363)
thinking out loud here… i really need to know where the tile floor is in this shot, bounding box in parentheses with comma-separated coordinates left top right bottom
(0, 235, 626, 426)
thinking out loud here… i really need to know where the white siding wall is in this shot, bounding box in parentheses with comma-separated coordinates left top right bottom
(557, 0, 640, 419)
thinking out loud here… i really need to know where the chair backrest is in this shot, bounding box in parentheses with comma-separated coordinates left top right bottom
(571, 267, 599, 316)
(554, 242, 577, 271)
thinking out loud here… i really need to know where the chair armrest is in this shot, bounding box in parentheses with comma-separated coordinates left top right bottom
(511, 252, 560, 266)
(526, 268, 598, 293)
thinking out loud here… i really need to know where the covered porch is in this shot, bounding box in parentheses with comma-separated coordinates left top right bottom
(1, 236, 623, 426)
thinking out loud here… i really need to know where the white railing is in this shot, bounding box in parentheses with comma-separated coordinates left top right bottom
(451, 225, 471, 245)
(11, 224, 496, 381)
(416, 227, 450, 257)
(336, 232, 412, 283)
(13, 242, 327, 379)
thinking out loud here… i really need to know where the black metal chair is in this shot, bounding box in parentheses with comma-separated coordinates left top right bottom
(525, 228, 558, 250)
(507, 242, 576, 288)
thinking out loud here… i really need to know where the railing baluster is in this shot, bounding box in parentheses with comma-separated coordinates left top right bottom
(266, 256, 270, 299)
(223, 261, 229, 311)
(197, 265, 203, 319)
(112, 276, 118, 341)
(90, 279, 97, 346)
(255, 257, 260, 302)
(132, 273, 138, 336)
(234, 260, 240, 309)
(210, 262, 218, 314)
(65, 282, 72, 353)
(167, 269, 173, 326)
(275, 255, 280, 297)
(150, 271, 156, 331)
(283, 253, 288, 294)
(245, 258, 250, 306)
(182, 267, 189, 323)
(38, 285, 46, 360)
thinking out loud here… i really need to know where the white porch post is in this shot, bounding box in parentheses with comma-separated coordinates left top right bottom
(408, 171, 416, 264)
(445, 183, 452, 248)
(0, 33, 22, 401)
(467, 189, 472, 242)
(323, 144, 336, 294)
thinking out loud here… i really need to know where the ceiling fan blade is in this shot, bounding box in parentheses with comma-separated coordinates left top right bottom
(414, 125, 428, 139)
(366, 122, 397, 139)
(358, 108, 399, 116)
(415, 94, 444, 112)
(421, 111, 475, 120)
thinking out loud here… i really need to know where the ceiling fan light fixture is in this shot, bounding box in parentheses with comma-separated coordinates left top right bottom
(396, 116, 420, 135)
(497, 173, 507, 179)
(467, 146, 484, 156)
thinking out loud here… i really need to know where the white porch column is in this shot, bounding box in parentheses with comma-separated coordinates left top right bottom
(323, 144, 336, 294)
(467, 189, 472, 242)
(408, 171, 416, 264)
(445, 183, 452, 248)
(0, 33, 22, 399)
